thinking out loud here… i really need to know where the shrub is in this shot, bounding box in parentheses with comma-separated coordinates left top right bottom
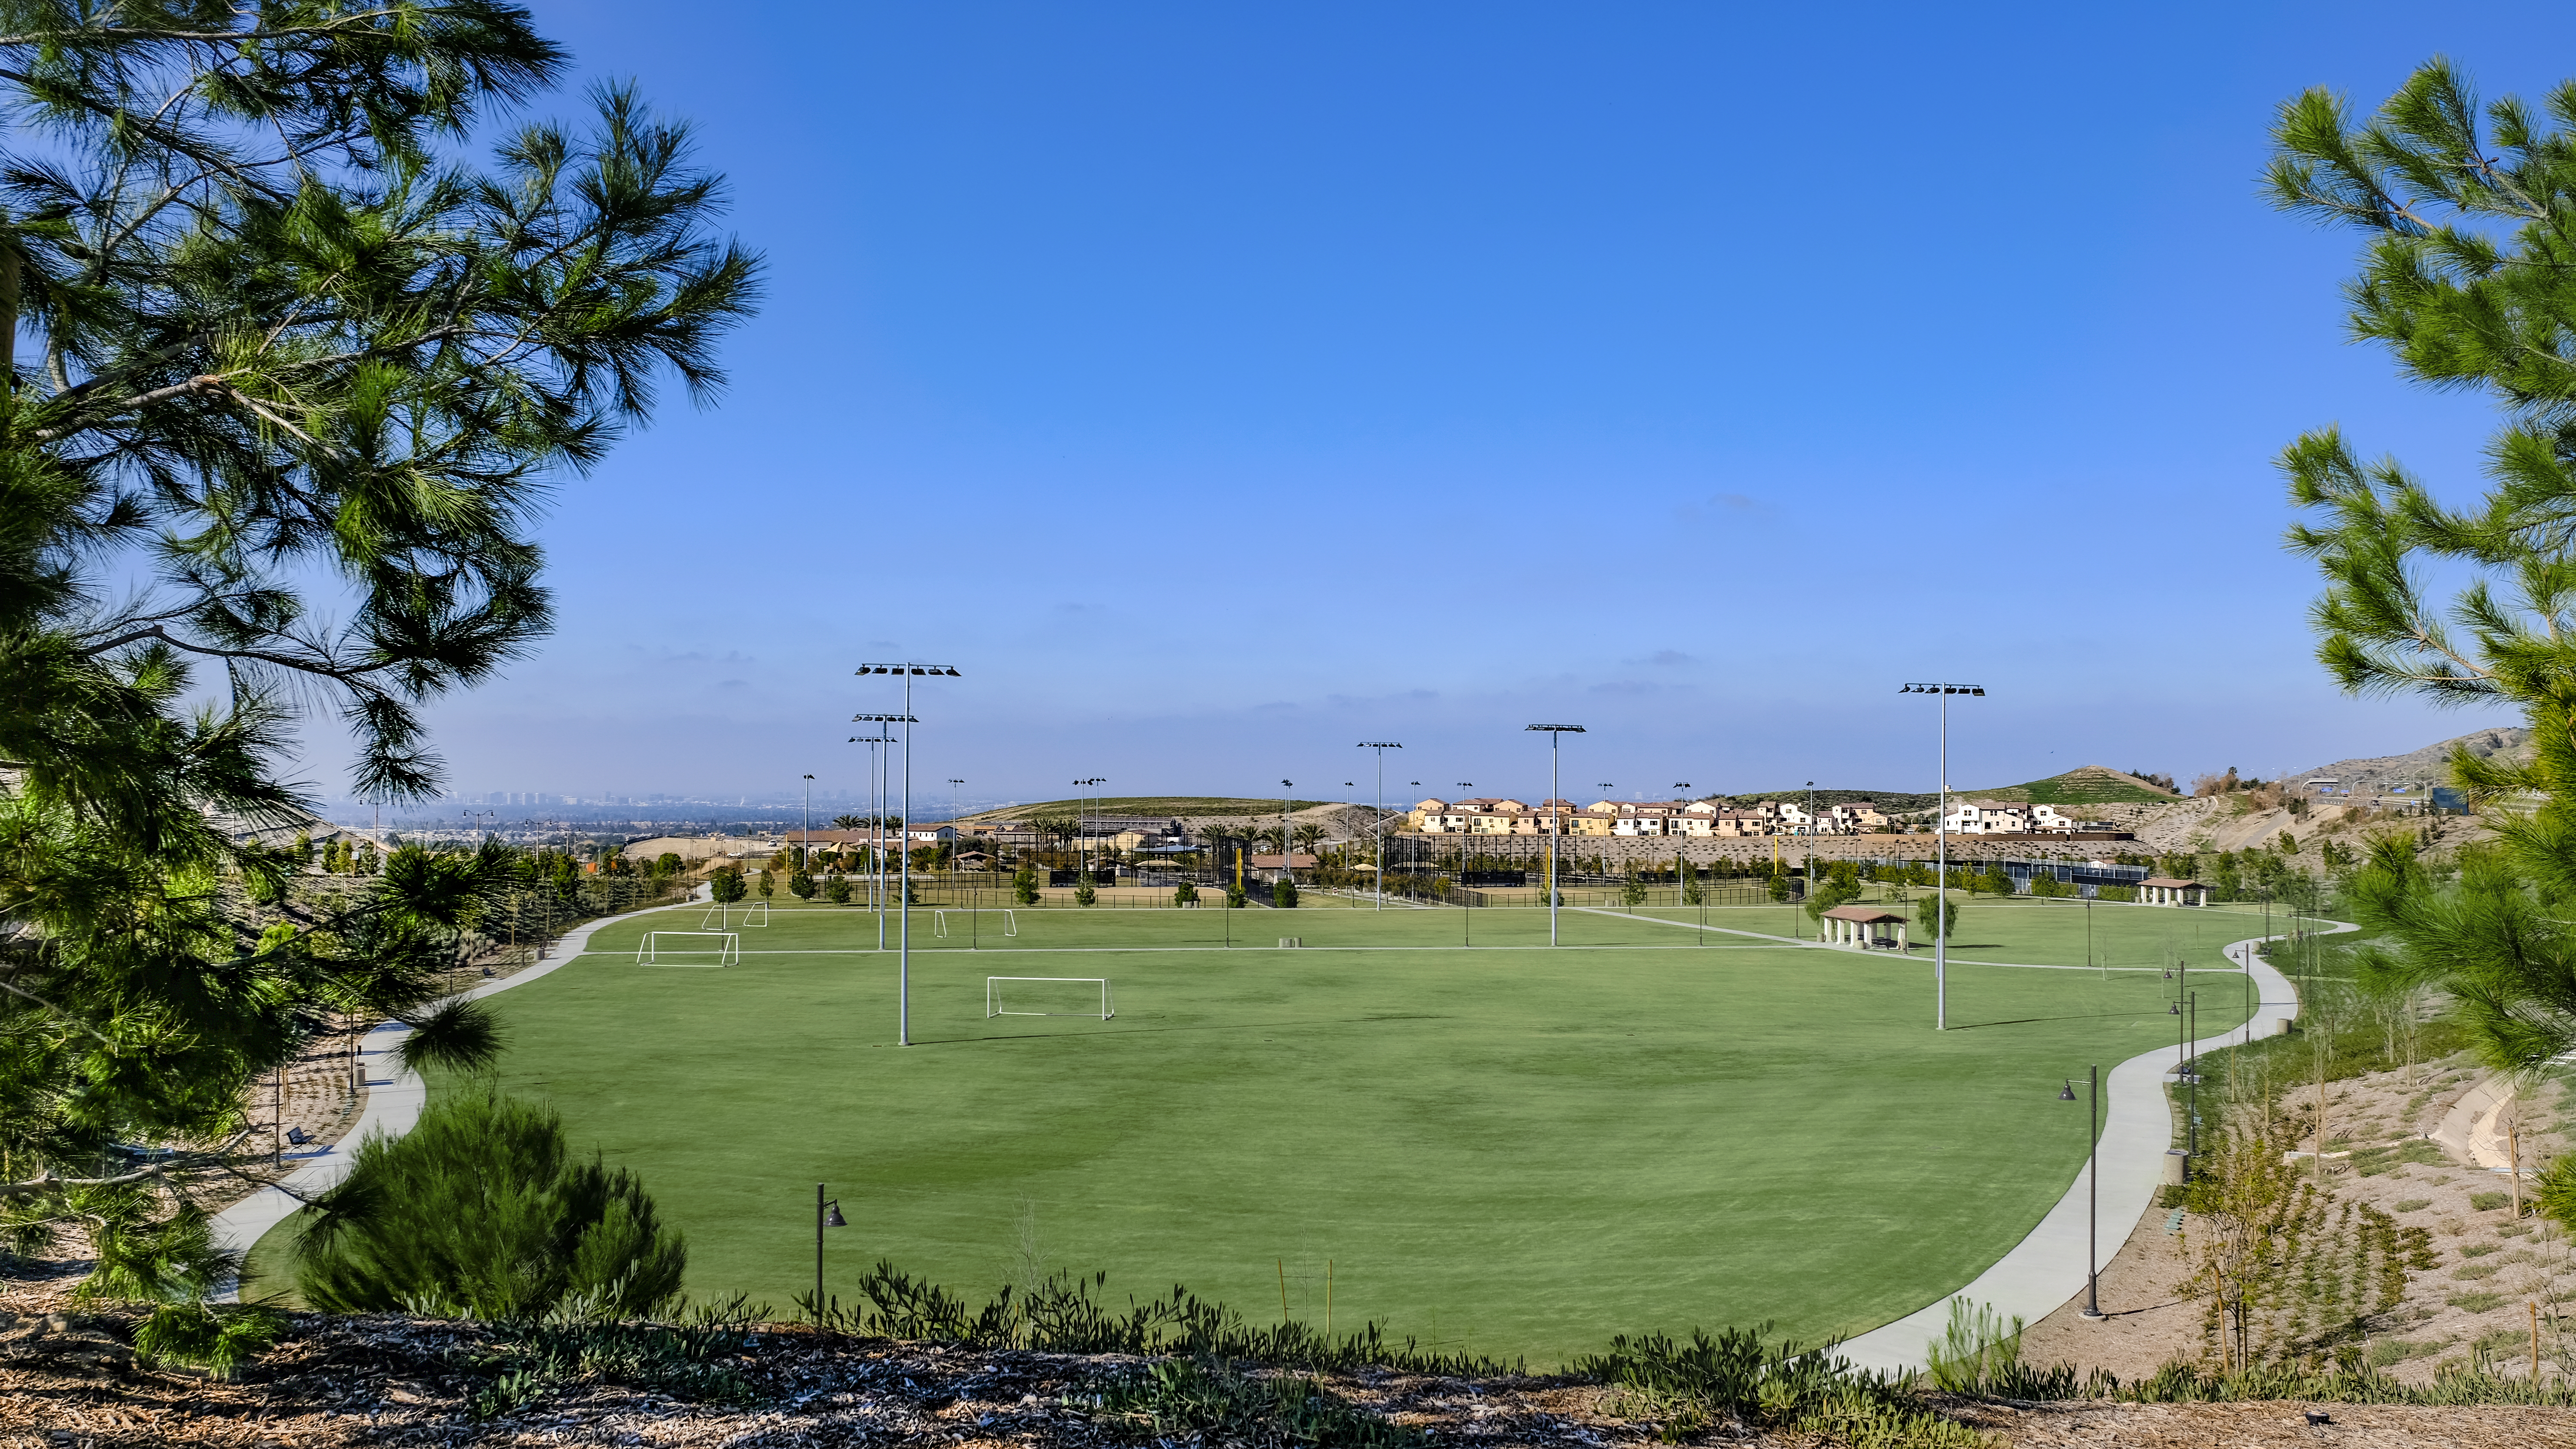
(1074, 874, 1098, 907)
(2448, 1291, 2507, 1313)
(133, 1301, 283, 1379)
(788, 871, 816, 899)
(2393, 1198, 2432, 1213)
(824, 875, 851, 905)
(1915, 893, 1957, 943)
(1093, 1356, 1416, 1448)
(1012, 867, 1041, 906)
(297, 1091, 686, 1319)
(1766, 873, 1792, 903)
(2469, 1190, 2513, 1212)
(756, 869, 775, 899)
(1275, 879, 1300, 908)
(1173, 881, 1199, 907)
(1619, 878, 1647, 908)
(1226, 886, 1247, 909)
(709, 867, 747, 904)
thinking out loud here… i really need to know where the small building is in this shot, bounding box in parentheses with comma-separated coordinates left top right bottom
(1821, 903, 1911, 950)
(2139, 876, 2208, 906)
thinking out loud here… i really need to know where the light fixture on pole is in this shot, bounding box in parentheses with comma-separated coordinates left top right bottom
(855, 661, 961, 1049)
(1455, 782, 1473, 943)
(1358, 743, 1403, 911)
(814, 1183, 847, 1317)
(2059, 1067, 2103, 1319)
(802, 774, 814, 879)
(1279, 780, 1294, 888)
(1804, 781, 1816, 889)
(1899, 682, 1986, 1031)
(1072, 778, 1106, 879)
(1527, 726, 1585, 946)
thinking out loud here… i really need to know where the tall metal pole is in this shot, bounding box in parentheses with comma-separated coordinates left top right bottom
(1526, 726, 1584, 946)
(1902, 683, 1984, 1031)
(857, 664, 957, 1048)
(802, 774, 814, 879)
(1360, 744, 1402, 911)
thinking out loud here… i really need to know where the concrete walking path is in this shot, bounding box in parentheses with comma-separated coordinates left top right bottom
(210, 889, 703, 1302)
(1835, 921, 2351, 1373)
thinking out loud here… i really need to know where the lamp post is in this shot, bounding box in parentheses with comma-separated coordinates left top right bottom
(1358, 743, 1403, 910)
(814, 1183, 847, 1317)
(1526, 726, 1585, 946)
(1804, 781, 1816, 889)
(855, 662, 960, 1049)
(1073, 777, 1106, 879)
(1899, 683, 1986, 1031)
(2060, 1067, 2103, 1319)
(801, 774, 814, 881)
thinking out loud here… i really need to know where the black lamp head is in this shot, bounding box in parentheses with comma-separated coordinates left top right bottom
(823, 1202, 847, 1228)
(2059, 1080, 2078, 1101)
(2169, 1001, 2182, 1015)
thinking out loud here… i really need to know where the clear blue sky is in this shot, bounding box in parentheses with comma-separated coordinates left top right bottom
(359, 1, 2559, 809)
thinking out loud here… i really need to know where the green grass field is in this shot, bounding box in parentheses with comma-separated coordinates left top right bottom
(245, 897, 2260, 1364)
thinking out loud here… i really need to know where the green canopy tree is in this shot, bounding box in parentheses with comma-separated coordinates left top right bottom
(0, 1, 756, 1299)
(2268, 60, 2576, 1212)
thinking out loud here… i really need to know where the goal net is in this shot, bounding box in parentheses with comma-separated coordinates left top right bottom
(700, 900, 769, 928)
(986, 976, 1113, 1020)
(637, 931, 741, 966)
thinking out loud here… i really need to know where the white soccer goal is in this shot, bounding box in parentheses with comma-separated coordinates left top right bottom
(934, 910, 949, 938)
(1001, 909, 1018, 937)
(986, 976, 1112, 1020)
(699, 900, 769, 928)
(636, 931, 741, 967)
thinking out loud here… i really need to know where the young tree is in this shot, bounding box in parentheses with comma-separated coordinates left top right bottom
(789, 870, 816, 899)
(709, 867, 748, 904)
(823, 873, 852, 905)
(1012, 865, 1041, 906)
(2272, 59, 2576, 1140)
(1916, 891, 1958, 946)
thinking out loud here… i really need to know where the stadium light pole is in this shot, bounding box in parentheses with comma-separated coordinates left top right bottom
(1454, 782, 1472, 943)
(850, 727, 905, 946)
(1527, 726, 1585, 946)
(856, 663, 960, 1049)
(1900, 683, 1985, 1031)
(1280, 780, 1294, 888)
(1358, 744, 1403, 911)
(802, 775, 814, 875)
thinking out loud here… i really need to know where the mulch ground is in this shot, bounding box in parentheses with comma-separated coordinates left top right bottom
(7, 1302, 2576, 1448)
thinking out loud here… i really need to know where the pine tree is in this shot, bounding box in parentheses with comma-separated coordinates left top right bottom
(0, 3, 757, 1294)
(2271, 59, 2576, 1229)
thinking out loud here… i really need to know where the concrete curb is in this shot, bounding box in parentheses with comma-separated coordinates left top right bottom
(210, 887, 705, 1302)
(1834, 921, 2350, 1373)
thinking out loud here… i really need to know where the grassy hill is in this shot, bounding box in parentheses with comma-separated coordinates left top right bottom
(1954, 765, 2179, 805)
(957, 796, 1340, 823)
(1726, 788, 1939, 811)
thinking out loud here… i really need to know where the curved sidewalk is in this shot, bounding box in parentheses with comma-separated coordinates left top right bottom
(1836, 921, 2346, 1373)
(210, 890, 700, 1301)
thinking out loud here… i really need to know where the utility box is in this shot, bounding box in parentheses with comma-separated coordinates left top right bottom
(2164, 1148, 2193, 1185)
(1279, 937, 1302, 949)
(2275, 1017, 2295, 1037)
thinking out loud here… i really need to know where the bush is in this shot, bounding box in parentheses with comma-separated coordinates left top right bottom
(1074, 873, 1098, 907)
(788, 871, 816, 899)
(2468, 1190, 2514, 1212)
(1916, 893, 1957, 943)
(708, 867, 747, 904)
(1275, 879, 1300, 908)
(1012, 867, 1041, 906)
(756, 869, 775, 899)
(133, 1301, 282, 1379)
(1766, 873, 1792, 903)
(1226, 886, 1247, 909)
(1619, 878, 1647, 908)
(1173, 881, 1199, 906)
(296, 1091, 686, 1319)
(824, 874, 851, 905)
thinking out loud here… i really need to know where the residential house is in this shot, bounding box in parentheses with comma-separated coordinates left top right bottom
(1826, 801, 1892, 834)
(1942, 801, 2034, 834)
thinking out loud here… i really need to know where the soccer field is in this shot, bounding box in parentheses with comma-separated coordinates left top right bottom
(250, 897, 2260, 1363)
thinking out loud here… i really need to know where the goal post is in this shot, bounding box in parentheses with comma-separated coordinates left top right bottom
(636, 931, 741, 966)
(1001, 909, 1017, 937)
(698, 901, 769, 928)
(986, 976, 1112, 1020)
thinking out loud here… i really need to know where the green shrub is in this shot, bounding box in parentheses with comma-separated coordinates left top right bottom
(824, 875, 851, 905)
(1012, 867, 1040, 906)
(296, 1091, 686, 1319)
(1275, 879, 1299, 908)
(1074, 873, 1098, 906)
(708, 867, 747, 904)
(1173, 881, 1200, 907)
(2393, 1198, 2432, 1212)
(1619, 878, 1647, 908)
(2469, 1190, 2513, 1212)
(1226, 886, 1247, 909)
(2448, 1291, 2507, 1313)
(1915, 893, 1957, 943)
(788, 871, 815, 899)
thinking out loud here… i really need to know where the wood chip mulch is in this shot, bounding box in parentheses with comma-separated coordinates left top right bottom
(6, 1305, 2576, 1447)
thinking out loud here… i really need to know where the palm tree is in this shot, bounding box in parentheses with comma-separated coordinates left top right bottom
(1293, 823, 1325, 859)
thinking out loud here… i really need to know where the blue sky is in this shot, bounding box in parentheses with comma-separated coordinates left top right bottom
(356, 2, 2560, 809)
